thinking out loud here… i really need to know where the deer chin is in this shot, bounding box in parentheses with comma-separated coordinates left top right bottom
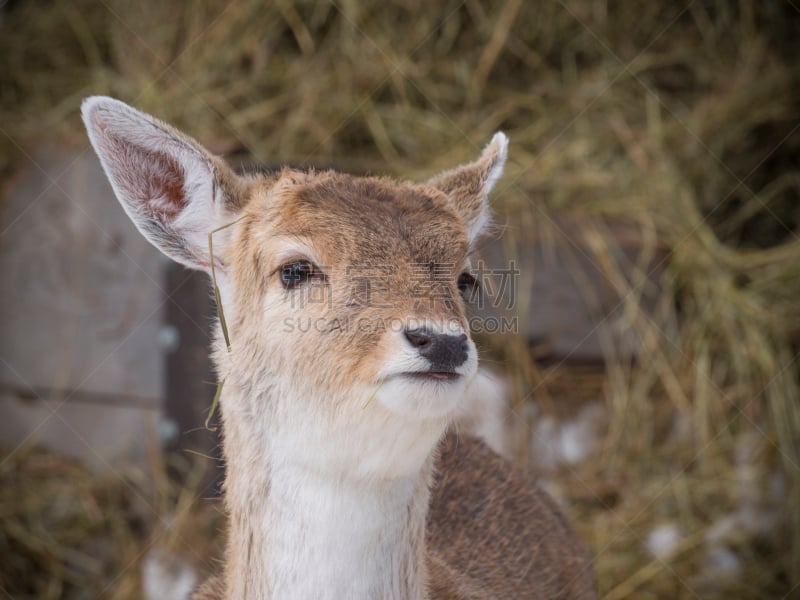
(372, 372, 471, 421)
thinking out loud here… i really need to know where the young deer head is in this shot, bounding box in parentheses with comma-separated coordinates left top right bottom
(83, 97, 594, 600)
(83, 96, 506, 475)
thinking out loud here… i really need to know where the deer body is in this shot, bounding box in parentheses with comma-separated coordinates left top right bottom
(82, 96, 595, 600)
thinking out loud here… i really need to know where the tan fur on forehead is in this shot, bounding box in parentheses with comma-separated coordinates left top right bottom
(248, 169, 471, 267)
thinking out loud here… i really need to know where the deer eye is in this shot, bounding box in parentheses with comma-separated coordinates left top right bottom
(457, 271, 479, 301)
(280, 260, 319, 289)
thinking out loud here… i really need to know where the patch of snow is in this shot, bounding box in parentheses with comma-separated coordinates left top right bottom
(530, 402, 606, 471)
(646, 523, 684, 559)
(142, 546, 198, 600)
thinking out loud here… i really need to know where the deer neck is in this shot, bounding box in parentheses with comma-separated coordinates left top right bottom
(220, 382, 441, 600)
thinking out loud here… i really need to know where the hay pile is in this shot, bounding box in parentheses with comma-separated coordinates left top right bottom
(0, 446, 222, 599)
(1, 1, 798, 597)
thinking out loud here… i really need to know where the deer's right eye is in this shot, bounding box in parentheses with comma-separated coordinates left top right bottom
(280, 261, 318, 289)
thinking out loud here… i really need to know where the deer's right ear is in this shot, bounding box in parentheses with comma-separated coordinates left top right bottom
(425, 133, 508, 244)
(81, 96, 246, 272)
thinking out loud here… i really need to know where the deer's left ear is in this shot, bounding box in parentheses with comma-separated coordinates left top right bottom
(81, 96, 248, 273)
(426, 132, 508, 243)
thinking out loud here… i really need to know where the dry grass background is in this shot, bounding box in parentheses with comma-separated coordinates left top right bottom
(1, 0, 799, 598)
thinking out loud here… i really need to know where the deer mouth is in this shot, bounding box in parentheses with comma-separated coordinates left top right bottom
(400, 371, 462, 382)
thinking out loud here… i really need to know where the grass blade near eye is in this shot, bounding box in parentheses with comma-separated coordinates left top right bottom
(205, 377, 225, 432)
(208, 216, 245, 353)
(206, 218, 244, 430)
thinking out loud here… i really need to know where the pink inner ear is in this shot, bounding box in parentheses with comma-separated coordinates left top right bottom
(108, 133, 188, 220)
(145, 149, 187, 218)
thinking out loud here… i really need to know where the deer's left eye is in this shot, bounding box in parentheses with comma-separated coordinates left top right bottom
(280, 261, 319, 289)
(457, 272, 479, 301)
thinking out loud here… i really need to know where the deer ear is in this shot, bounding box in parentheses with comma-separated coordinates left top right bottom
(81, 96, 246, 272)
(426, 132, 508, 243)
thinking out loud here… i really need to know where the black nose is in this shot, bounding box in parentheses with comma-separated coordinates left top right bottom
(404, 328, 469, 370)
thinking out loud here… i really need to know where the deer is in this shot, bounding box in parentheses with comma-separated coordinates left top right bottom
(82, 96, 596, 600)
